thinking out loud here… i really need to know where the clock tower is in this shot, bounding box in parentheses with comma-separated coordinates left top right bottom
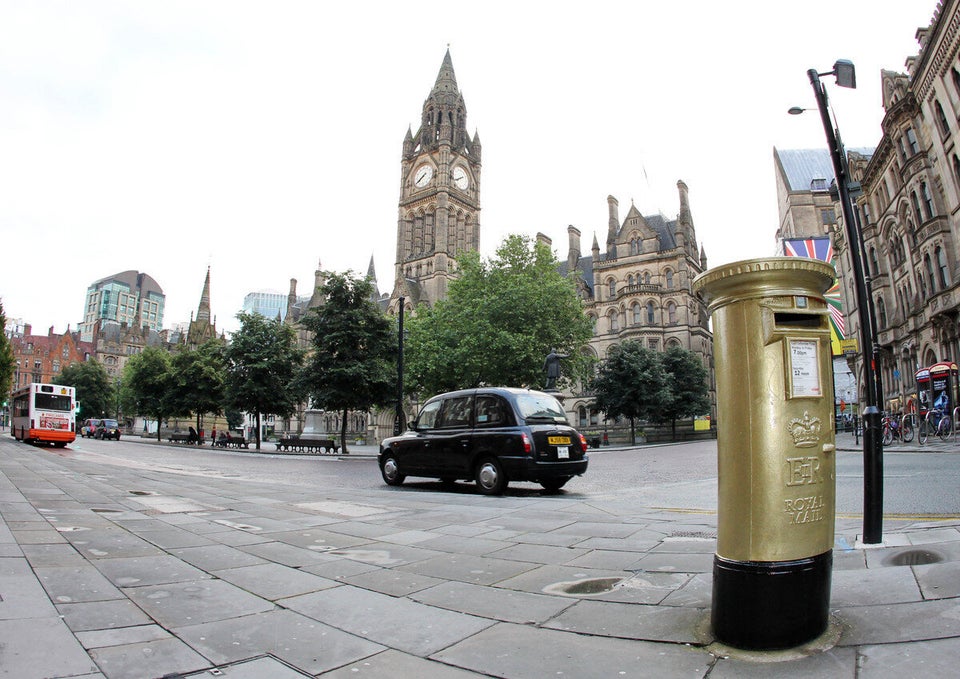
(391, 49, 481, 312)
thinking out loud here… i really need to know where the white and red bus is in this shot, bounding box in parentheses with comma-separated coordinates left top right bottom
(10, 382, 77, 446)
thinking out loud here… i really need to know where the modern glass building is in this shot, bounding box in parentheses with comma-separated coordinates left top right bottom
(80, 271, 165, 341)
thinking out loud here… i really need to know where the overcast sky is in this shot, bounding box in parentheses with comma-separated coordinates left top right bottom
(0, 1, 938, 336)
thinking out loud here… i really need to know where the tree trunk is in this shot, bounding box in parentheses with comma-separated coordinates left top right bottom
(629, 416, 636, 446)
(156, 416, 162, 442)
(255, 412, 261, 450)
(671, 419, 677, 441)
(340, 407, 349, 454)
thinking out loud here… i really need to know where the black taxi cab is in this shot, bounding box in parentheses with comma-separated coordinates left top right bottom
(379, 387, 589, 494)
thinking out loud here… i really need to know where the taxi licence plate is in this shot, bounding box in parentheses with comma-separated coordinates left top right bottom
(548, 436, 571, 445)
(557, 446, 569, 459)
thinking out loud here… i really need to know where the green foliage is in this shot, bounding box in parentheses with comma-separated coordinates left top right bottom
(224, 312, 304, 449)
(59, 360, 115, 420)
(591, 341, 671, 425)
(592, 342, 711, 441)
(405, 234, 594, 396)
(169, 340, 226, 428)
(298, 271, 397, 452)
(0, 301, 15, 400)
(121, 347, 173, 441)
(657, 345, 711, 425)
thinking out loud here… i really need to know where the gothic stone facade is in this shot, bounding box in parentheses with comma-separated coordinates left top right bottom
(556, 188, 714, 429)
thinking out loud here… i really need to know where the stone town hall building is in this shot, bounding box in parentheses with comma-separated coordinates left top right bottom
(370, 50, 713, 437)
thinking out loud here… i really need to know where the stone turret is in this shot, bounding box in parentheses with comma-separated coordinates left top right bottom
(607, 195, 620, 257)
(567, 225, 581, 271)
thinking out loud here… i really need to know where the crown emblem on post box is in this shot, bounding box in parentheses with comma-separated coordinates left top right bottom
(787, 412, 821, 448)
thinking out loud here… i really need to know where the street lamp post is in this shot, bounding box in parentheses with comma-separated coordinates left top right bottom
(799, 60, 884, 544)
(394, 296, 405, 436)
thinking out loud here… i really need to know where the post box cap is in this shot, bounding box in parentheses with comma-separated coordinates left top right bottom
(692, 257, 835, 313)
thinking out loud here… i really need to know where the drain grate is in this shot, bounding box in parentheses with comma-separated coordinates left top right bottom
(669, 531, 717, 539)
(884, 548, 944, 566)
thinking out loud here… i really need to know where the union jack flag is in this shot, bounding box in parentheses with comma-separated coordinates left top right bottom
(783, 237, 845, 355)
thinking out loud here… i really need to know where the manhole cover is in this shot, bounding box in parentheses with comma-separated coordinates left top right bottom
(543, 577, 622, 597)
(884, 549, 943, 566)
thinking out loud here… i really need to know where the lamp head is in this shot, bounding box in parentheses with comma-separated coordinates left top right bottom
(834, 60, 856, 89)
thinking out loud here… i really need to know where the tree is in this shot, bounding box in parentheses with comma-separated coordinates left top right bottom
(224, 312, 303, 450)
(591, 341, 670, 445)
(0, 301, 15, 405)
(59, 361, 115, 422)
(657, 345, 711, 440)
(298, 271, 396, 454)
(405, 234, 594, 395)
(122, 347, 173, 442)
(169, 340, 226, 435)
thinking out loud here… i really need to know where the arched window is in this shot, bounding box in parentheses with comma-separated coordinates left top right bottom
(667, 302, 677, 325)
(608, 279, 617, 298)
(921, 182, 935, 219)
(918, 268, 928, 298)
(925, 254, 937, 293)
(578, 406, 588, 428)
(665, 270, 674, 288)
(643, 272, 651, 285)
(937, 246, 951, 288)
(906, 128, 919, 154)
(953, 155, 960, 185)
(632, 302, 642, 325)
(911, 192, 923, 224)
(936, 100, 950, 136)
(646, 301, 655, 325)
(869, 248, 879, 276)
(877, 297, 887, 328)
(627, 274, 634, 287)
(608, 309, 619, 332)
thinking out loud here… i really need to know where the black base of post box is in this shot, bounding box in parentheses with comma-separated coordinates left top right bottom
(711, 550, 832, 650)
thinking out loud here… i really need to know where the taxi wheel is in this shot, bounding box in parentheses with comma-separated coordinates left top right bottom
(540, 477, 570, 491)
(475, 457, 507, 495)
(380, 453, 405, 486)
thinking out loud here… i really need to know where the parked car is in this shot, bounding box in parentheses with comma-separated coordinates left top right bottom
(95, 419, 121, 440)
(378, 387, 589, 494)
(80, 418, 102, 438)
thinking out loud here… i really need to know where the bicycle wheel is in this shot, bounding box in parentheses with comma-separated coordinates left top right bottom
(901, 420, 914, 442)
(918, 419, 929, 445)
(939, 416, 952, 441)
(882, 426, 893, 446)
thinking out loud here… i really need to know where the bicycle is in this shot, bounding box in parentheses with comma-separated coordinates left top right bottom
(918, 408, 952, 444)
(881, 412, 914, 445)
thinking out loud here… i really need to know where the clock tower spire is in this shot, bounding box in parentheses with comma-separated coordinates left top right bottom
(391, 48, 481, 312)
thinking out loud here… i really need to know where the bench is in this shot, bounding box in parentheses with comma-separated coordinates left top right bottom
(168, 433, 204, 445)
(214, 435, 248, 449)
(275, 436, 341, 454)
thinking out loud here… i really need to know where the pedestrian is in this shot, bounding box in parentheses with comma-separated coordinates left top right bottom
(211, 427, 217, 446)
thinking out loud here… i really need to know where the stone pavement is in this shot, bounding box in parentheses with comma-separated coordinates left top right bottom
(1, 436, 959, 678)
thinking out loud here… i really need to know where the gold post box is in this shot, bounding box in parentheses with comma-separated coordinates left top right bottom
(693, 257, 836, 650)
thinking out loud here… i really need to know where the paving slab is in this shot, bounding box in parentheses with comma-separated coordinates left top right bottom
(173, 608, 384, 674)
(857, 637, 960, 678)
(57, 598, 155, 632)
(216, 562, 340, 600)
(91, 553, 213, 588)
(123, 579, 275, 628)
(168, 543, 269, 571)
(35, 563, 126, 604)
(0, 556, 59, 619)
(0, 617, 102, 677)
(838, 598, 960, 645)
(282, 585, 495, 656)
(410, 580, 576, 623)
(830, 566, 923, 606)
(182, 655, 314, 678)
(431, 621, 711, 678)
(88, 635, 212, 679)
(543, 598, 706, 643)
(709, 646, 858, 678)
(321, 649, 488, 678)
(395, 552, 538, 585)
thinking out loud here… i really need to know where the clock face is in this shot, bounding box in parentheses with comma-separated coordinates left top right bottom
(452, 166, 469, 190)
(414, 165, 433, 187)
